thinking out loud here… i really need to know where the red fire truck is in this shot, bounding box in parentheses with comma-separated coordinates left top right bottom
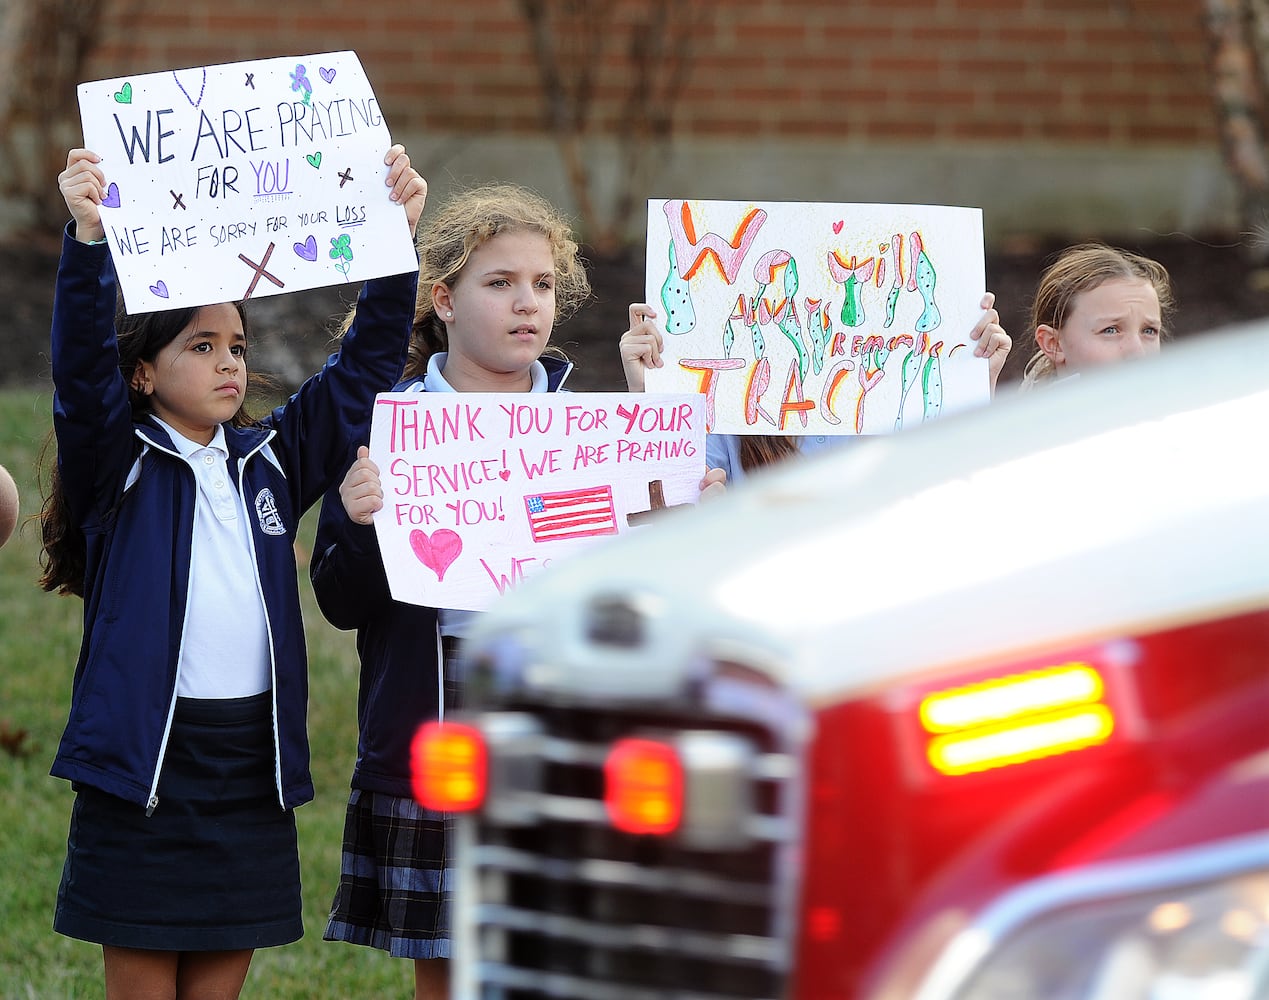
(415, 324, 1269, 999)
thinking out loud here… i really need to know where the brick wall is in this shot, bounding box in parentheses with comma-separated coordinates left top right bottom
(21, 0, 1220, 241)
(86, 0, 1215, 149)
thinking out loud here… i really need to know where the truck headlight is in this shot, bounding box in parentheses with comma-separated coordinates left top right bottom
(957, 873, 1268, 999)
(914, 835, 1269, 1000)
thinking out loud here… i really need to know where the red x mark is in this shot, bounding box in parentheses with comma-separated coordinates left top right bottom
(237, 242, 285, 299)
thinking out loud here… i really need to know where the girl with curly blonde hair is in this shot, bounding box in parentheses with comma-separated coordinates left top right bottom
(311, 182, 594, 1000)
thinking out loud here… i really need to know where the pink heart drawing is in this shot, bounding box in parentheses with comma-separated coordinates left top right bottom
(499, 469, 511, 480)
(319, 67, 336, 84)
(149, 280, 169, 298)
(102, 183, 121, 208)
(293, 235, 318, 261)
(409, 528, 462, 582)
(832, 220, 844, 234)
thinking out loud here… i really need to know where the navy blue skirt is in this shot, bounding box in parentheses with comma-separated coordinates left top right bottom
(54, 693, 303, 951)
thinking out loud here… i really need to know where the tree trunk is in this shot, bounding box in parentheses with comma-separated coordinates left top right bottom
(1205, 0, 1269, 257)
(0, 0, 106, 231)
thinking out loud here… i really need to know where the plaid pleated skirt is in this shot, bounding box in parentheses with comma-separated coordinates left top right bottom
(323, 789, 454, 959)
(54, 692, 303, 951)
(324, 634, 461, 960)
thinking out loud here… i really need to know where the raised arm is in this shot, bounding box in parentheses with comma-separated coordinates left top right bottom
(619, 303, 664, 392)
(970, 291, 1011, 395)
(309, 449, 393, 631)
(50, 149, 137, 524)
(383, 143, 428, 236)
(59, 148, 106, 244)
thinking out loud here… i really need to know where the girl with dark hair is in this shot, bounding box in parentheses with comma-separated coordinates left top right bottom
(40, 144, 426, 1000)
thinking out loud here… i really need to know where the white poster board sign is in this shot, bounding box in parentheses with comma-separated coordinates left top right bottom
(370, 392, 707, 611)
(644, 199, 988, 435)
(77, 51, 417, 312)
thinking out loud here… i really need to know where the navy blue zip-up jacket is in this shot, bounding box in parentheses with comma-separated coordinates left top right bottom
(48, 227, 417, 813)
(309, 356, 572, 797)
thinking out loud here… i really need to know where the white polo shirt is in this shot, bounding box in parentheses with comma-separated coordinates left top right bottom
(155, 418, 271, 698)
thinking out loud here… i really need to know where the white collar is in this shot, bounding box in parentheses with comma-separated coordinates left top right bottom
(153, 416, 229, 458)
(423, 352, 549, 393)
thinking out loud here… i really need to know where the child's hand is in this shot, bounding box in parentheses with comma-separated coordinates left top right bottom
(619, 303, 663, 392)
(58, 149, 106, 244)
(970, 292, 1011, 394)
(699, 466, 727, 502)
(340, 446, 384, 525)
(383, 144, 428, 236)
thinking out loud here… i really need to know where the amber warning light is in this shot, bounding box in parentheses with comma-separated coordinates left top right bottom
(919, 662, 1115, 776)
(604, 738, 684, 835)
(411, 722, 487, 811)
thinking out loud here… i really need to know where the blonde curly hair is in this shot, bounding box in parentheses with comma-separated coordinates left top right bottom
(1019, 243, 1174, 390)
(339, 183, 591, 380)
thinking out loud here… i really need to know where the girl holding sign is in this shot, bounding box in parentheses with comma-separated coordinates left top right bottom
(620, 294, 1011, 481)
(311, 182, 723, 999)
(311, 183, 586, 1000)
(40, 144, 426, 1000)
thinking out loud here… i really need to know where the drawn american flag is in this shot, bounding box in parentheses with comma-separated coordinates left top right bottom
(524, 485, 619, 543)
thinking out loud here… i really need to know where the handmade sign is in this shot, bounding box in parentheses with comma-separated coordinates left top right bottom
(370, 392, 707, 611)
(77, 51, 417, 312)
(644, 200, 988, 435)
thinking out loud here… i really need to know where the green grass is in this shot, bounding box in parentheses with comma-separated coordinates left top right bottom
(0, 388, 414, 998)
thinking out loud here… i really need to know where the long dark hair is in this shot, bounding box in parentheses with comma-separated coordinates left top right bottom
(38, 298, 262, 596)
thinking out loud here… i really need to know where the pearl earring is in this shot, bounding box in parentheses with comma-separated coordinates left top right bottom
(445, 311, 453, 319)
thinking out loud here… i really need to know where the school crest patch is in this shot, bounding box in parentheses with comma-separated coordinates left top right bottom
(254, 488, 286, 536)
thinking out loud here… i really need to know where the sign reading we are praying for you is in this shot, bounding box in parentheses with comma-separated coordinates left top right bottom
(370, 392, 707, 612)
(77, 51, 418, 312)
(644, 199, 989, 436)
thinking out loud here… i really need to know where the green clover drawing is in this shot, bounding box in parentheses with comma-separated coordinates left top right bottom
(329, 234, 353, 262)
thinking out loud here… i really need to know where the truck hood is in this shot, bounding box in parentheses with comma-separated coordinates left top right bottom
(465, 322, 1269, 706)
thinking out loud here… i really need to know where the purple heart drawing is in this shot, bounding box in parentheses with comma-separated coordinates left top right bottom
(319, 67, 336, 84)
(149, 280, 169, 299)
(409, 528, 462, 582)
(293, 235, 318, 261)
(102, 183, 121, 208)
(172, 68, 207, 108)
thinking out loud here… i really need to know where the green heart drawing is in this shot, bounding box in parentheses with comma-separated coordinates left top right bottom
(306, 152, 322, 169)
(114, 82, 132, 104)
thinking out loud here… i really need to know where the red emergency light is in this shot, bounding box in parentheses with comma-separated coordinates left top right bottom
(917, 661, 1116, 776)
(411, 721, 488, 812)
(604, 737, 684, 835)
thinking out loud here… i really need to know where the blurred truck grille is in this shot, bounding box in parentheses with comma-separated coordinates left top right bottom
(457, 702, 801, 1000)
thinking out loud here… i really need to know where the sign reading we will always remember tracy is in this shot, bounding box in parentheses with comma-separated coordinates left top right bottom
(77, 51, 418, 312)
(370, 392, 707, 612)
(644, 199, 989, 436)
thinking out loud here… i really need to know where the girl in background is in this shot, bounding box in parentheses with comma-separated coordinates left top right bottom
(1019, 243, 1174, 389)
(42, 145, 425, 1000)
